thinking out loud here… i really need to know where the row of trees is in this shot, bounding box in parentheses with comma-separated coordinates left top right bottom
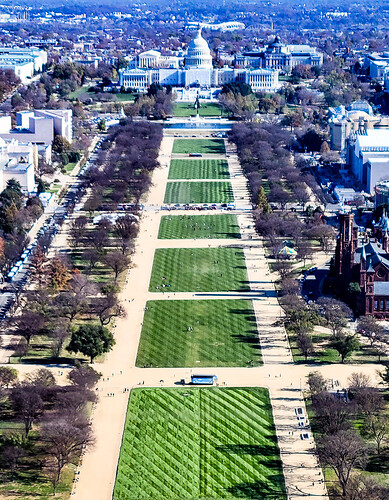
(229, 121, 334, 284)
(308, 370, 389, 498)
(0, 180, 44, 280)
(7, 255, 119, 362)
(0, 365, 100, 493)
(0, 69, 20, 101)
(84, 120, 162, 208)
(283, 295, 389, 364)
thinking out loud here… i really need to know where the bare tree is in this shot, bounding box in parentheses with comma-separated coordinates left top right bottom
(43, 417, 94, 494)
(84, 194, 102, 216)
(13, 311, 45, 344)
(297, 240, 313, 265)
(69, 216, 88, 247)
(82, 248, 100, 272)
(55, 291, 87, 323)
(352, 387, 385, 417)
(50, 325, 69, 358)
(357, 316, 385, 348)
(344, 474, 389, 500)
(86, 228, 109, 254)
(297, 331, 314, 361)
(362, 415, 389, 455)
(293, 184, 311, 210)
(68, 365, 101, 389)
(114, 215, 139, 254)
(54, 387, 97, 412)
(313, 391, 351, 434)
(348, 372, 371, 391)
(26, 368, 56, 388)
(281, 277, 299, 295)
(309, 224, 335, 251)
(319, 430, 368, 498)
(102, 251, 130, 281)
(317, 297, 352, 337)
(0, 367, 17, 389)
(1, 445, 25, 478)
(307, 371, 326, 397)
(94, 293, 126, 326)
(273, 260, 293, 279)
(11, 385, 44, 436)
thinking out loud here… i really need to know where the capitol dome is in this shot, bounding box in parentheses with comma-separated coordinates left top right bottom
(185, 27, 213, 69)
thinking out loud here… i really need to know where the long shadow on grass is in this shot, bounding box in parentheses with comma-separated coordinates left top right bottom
(217, 445, 285, 499)
(215, 232, 241, 239)
(232, 334, 261, 351)
(225, 480, 286, 499)
(366, 451, 389, 474)
(228, 309, 256, 322)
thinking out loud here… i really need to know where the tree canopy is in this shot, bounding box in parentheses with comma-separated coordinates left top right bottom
(67, 324, 115, 362)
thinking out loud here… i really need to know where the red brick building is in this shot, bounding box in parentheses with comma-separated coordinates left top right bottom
(335, 211, 389, 318)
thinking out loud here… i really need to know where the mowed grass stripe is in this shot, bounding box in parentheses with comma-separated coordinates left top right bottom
(172, 138, 226, 155)
(164, 181, 234, 204)
(158, 214, 241, 240)
(173, 102, 222, 117)
(136, 299, 261, 368)
(113, 388, 286, 500)
(201, 389, 284, 498)
(149, 247, 249, 293)
(168, 159, 230, 179)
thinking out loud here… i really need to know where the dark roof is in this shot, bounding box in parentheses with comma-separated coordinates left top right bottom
(355, 241, 389, 270)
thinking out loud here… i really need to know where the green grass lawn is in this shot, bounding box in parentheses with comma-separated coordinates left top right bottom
(114, 93, 136, 102)
(169, 159, 230, 179)
(114, 387, 286, 500)
(63, 162, 77, 174)
(48, 182, 61, 194)
(136, 299, 261, 367)
(173, 102, 222, 117)
(149, 247, 249, 292)
(158, 214, 241, 239)
(289, 329, 384, 365)
(0, 465, 75, 500)
(164, 181, 234, 204)
(67, 85, 92, 99)
(172, 139, 226, 155)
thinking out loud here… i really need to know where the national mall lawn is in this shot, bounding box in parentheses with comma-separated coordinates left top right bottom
(136, 299, 262, 368)
(172, 138, 226, 155)
(168, 159, 230, 179)
(164, 181, 234, 204)
(158, 214, 241, 239)
(148, 247, 249, 292)
(113, 387, 286, 500)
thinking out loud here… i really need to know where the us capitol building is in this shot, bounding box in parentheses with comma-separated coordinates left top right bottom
(119, 28, 281, 93)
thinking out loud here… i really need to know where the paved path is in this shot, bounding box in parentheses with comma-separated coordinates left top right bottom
(69, 133, 385, 500)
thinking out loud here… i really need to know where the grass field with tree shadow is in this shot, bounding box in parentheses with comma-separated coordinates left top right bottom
(136, 299, 262, 367)
(114, 387, 285, 500)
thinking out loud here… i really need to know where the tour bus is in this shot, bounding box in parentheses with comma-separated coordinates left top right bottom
(190, 374, 218, 385)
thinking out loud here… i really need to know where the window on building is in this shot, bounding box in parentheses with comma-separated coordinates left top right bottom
(375, 299, 378, 310)
(381, 299, 385, 310)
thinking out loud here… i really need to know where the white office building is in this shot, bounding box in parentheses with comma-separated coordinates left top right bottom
(0, 137, 36, 194)
(328, 100, 389, 152)
(348, 129, 389, 194)
(0, 47, 47, 82)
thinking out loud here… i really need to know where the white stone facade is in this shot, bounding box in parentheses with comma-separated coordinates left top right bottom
(119, 28, 279, 93)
